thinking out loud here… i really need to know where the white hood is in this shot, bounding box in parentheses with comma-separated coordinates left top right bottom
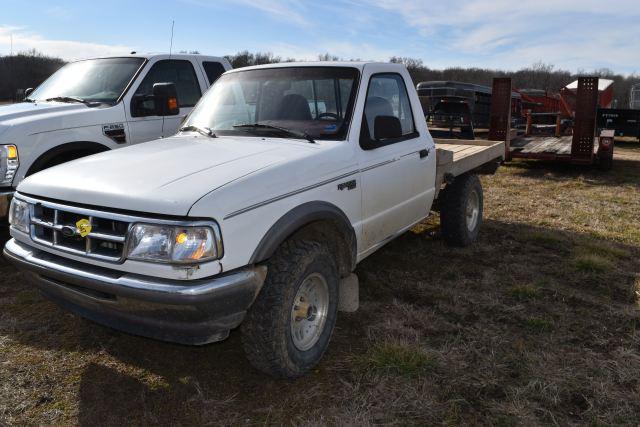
(17, 134, 319, 216)
(0, 101, 111, 139)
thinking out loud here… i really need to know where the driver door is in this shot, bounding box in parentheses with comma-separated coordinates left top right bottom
(358, 72, 432, 253)
(126, 59, 204, 144)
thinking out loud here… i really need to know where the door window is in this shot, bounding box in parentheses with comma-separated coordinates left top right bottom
(361, 73, 417, 146)
(132, 60, 201, 116)
(203, 61, 226, 84)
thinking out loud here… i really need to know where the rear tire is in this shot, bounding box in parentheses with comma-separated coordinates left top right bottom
(598, 153, 613, 171)
(241, 239, 339, 378)
(440, 174, 483, 247)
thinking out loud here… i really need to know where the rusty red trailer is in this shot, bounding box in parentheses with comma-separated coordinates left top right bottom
(508, 77, 615, 170)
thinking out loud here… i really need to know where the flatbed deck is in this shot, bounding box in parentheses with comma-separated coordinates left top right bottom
(509, 135, 597, 159)
(433, 138, 505, 193)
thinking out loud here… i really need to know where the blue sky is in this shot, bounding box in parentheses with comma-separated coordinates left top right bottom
(1, 0, 639, 74)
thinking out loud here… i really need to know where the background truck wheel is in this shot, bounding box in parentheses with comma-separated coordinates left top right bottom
(241, 239, 339, 378)
(440, 173, 483, 247)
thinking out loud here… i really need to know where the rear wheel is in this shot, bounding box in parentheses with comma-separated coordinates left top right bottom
(598, 153, 613, 171)
(440, 173, 483, 247)
(241, 239, 339, 378)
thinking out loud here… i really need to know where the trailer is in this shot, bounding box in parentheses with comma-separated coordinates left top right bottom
(597, 108, 640, 141)
(507, 77, 615, 170)
(417, 80, 522, 139)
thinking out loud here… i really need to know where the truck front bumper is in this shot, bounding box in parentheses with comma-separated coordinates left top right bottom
(4, 239, 267, 345)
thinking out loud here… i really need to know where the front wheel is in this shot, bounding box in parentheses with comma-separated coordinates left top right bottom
(440, 173, 483, 247)
(241, 239, 339, 378)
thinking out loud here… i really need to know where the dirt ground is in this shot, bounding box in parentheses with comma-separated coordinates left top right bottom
(1, 143, 639, 425)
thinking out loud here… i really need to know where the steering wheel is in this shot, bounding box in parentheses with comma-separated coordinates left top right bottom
(318, 112, 340, 120)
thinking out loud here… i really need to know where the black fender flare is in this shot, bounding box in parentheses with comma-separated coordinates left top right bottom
(27, 141, 110, 176)
(249, 201, 357, 274)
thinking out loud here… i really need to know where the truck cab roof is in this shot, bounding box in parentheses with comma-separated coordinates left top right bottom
(225, 61, 407, 74)
(73, 53, 230, 64)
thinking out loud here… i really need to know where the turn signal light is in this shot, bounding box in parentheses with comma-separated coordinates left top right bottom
(7, 145, 17, 160)
(168, 97, 178, 110)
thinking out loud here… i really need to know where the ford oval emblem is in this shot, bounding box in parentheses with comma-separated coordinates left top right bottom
(61, 226, 76, 238)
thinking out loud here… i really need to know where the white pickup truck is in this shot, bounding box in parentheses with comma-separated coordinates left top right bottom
(0, 53, 231, 217)
(4, 62, 508, 378)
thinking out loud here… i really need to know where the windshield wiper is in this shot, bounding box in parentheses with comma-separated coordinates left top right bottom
(179, 125, 217, 138)
(45, 96, 92, 105)
(233, 123, 316, 144)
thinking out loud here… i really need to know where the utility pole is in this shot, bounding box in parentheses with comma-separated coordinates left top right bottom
(10, 33, 13, 56)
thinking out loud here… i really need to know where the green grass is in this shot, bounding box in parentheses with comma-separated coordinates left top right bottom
(507, 284, 540, 300)
(520, 231, 569, 250)
(355, 343, 438, 377)
(574, 254, 614, 273)
(525, 318, 554, 332)
(575, 241, 631, 259)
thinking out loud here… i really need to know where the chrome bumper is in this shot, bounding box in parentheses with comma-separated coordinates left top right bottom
(4, 238, 267, 345)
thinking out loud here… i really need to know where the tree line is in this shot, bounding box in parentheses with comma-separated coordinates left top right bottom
(0, 50, 65, 101)
(1, 50, 638, 108)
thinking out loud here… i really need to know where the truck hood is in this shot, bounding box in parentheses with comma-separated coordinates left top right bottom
(0, 101, 105, 138)
(18, 134, 318, 216)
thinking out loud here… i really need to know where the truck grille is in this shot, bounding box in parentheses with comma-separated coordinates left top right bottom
(30, 201, 130, 262)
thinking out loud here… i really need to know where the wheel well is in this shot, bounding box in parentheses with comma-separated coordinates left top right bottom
(26, 142, 110, 176)
(290, 220, 355, 278)
(249, 202, 357, 278)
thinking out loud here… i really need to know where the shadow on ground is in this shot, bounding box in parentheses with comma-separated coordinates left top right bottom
(1, 216, 639, 424)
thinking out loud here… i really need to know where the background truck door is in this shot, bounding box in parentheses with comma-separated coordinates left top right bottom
(127, 59, 204, 143)
(358, 72, 432, 252)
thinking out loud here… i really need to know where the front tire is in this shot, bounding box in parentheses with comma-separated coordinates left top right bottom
(241, 239, 339, 378)
(440, 173, 483, 247)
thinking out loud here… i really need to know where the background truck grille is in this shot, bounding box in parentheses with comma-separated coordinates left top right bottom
(31, 203, 129, 262)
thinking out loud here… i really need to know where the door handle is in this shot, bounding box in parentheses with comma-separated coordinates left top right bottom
(419, 148, 430, 159)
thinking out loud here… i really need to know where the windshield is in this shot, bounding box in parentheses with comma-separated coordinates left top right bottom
(28, 57, 145, 104)
(184, 67, 360, 140)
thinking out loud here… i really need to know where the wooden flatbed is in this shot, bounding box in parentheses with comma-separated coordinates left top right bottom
(433, 138, 505, 194)
(509, 135, 597, 160)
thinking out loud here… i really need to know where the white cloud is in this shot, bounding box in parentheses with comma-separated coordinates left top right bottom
(0, 26, 133, 61)
(359, 0, 640, 72)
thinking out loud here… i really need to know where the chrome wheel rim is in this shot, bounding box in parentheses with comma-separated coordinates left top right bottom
(290, 272, 329, 351)
(466, 190, 480, 232)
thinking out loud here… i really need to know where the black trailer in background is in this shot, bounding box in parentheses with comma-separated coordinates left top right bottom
(597, 108, 640, 141)
(417, 80, 522, 139)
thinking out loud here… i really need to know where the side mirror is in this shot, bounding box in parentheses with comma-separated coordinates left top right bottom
(374, 115, 402, 140)
(24, 88, 34, 99)
(152, 82, 180, 116)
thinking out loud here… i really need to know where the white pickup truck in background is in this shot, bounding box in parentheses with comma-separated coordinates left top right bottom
(4, 62, 511, 378)
(0, 53, 231, 217)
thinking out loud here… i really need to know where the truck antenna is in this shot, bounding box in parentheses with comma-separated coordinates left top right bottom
(169, 20, 175, 58)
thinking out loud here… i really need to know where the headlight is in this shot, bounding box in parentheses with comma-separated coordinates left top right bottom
(8, 198, 30, 233)
(127, 223, 222, 263)
(0, 145, 19, 186)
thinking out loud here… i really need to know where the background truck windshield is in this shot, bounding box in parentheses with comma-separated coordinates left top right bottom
(185, 67, 360, 140)
(28, 57, 145, 104)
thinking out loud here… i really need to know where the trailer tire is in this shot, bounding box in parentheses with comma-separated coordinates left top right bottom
(440, 173, 483, 247)
(241, 239, 339, 378)
(598, 153, 613, 171)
